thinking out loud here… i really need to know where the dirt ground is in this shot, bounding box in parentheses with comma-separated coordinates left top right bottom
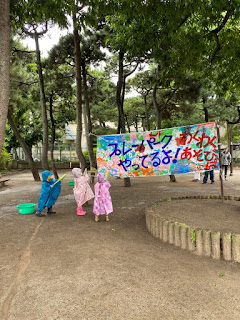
(0, 169, 240, 320)
(154, 199, 240, 235)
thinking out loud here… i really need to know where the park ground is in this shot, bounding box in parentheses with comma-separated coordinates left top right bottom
(0, 169, 240, 319)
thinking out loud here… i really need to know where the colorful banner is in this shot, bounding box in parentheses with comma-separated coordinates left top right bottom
(97, 122, 219, 178)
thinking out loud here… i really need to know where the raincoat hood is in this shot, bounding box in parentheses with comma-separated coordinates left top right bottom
(72, 168, 82, 178)
(42, 170, 53, 182)
(97, 173, 105, 183)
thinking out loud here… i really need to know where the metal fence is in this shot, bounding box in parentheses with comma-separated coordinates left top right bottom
(12, 144, 79, 162)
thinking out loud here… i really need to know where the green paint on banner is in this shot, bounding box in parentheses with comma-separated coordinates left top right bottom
(125, 134, 130, 141)
(136, 133, 144, 141)
(99, 139, 108, 151)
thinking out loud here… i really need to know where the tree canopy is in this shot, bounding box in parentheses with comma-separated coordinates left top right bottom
(2, 0, 240, 172)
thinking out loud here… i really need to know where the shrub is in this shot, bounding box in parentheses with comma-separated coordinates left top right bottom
(83, 148, 97, 170)
(0, 146, 12, 170)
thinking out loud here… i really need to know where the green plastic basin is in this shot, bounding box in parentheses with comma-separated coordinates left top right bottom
(17, 203, 36, 214)
(68, 181, 74, 186)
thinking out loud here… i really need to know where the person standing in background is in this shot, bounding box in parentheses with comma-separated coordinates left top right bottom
(192, 171, 201, 182)
(221, 148, 231, 181)
(202, 169, 214, 184)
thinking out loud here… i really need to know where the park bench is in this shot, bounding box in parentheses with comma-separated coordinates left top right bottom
(0, 178, 10, 187)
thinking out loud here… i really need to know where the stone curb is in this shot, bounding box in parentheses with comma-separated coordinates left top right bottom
(146, 195, 240, 263)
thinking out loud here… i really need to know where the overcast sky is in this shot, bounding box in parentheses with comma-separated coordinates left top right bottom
(19, 24, 140, 95)
(20, 24, 69, 57)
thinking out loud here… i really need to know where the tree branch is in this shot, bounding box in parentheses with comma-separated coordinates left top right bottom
(124, 62, 139, 78)
(17, 80, 38, 87)
(23, 22, 48, 38)
(163, 87, 179, 108)
(77, 4, 85, 12)
(212, 10, 232, 34)
(178, 12, 192, 28)
(12, 47, 35, 54)
(210, 10, 232, 63)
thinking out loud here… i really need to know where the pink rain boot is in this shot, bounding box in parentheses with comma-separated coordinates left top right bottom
(77, 206, 85, 216)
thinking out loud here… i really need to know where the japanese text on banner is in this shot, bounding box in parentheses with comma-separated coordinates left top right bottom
(96, 122, 219, 178)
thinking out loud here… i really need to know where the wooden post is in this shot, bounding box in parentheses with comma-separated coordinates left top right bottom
(216, 122, 224, 201)
(229, 126, 233, 176)
(124, 177, 131, 187)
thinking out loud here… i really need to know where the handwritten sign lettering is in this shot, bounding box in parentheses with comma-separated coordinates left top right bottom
(97, 122, 219, 177)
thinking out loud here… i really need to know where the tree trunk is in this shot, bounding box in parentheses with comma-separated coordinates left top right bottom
(34, 31, 49, 171)
(134, 116, 138, 132)
(73, 13, 86, 171)
(144, 95, 150, 131)
(82, 60, 96, 169)
(228, 124, 233, 175)
(116, 51, 130, 185)
(124, 177, 131, 187)
(202, 97, 209, 122)
(125, 114, 131, 133)
(153, 84, 162, 129)
(153, 85, 176, 182)
(49, 93, 58, 179)
(7, 108, 40, 181)
(0, 0, 10, 155)
(169, 174, 176, 182)
(116, 51, 126, 134)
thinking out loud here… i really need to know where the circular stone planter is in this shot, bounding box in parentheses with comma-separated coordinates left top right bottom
(145, 195, 240, 263)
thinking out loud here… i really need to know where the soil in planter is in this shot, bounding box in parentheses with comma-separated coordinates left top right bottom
(154, 199, 240, 235)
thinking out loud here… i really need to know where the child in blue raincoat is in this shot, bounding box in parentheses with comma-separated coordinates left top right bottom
(36, 170, 62, 217)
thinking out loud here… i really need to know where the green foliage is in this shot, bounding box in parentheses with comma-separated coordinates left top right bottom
(6, 39, 43, 150)
(10, 0, 69, 30)
(124, 96, 148, 131)
(191, 229, 196, 243)
(8, 0, 240, 157)
(88, 69, 117, 127)
(83, 148, 97, 170)
(107, 0, 240, 115)
(0, 146, 12, 170)
(232, 124, 240, 143)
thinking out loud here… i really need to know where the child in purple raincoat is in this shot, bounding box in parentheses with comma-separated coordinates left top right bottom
(93, 173, 113, 222)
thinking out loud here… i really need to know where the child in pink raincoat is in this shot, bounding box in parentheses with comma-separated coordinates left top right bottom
(93, 172, 113, 222)
(72, 168, 94, 216)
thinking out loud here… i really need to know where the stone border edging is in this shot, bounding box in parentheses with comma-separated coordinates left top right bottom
(145, 195, 240, 263)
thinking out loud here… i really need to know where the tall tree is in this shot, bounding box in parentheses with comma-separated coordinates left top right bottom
(23, 23, 50, 170)
(44, 37, 76, 178)
(81, 29, 106, 170)
(6, 39, 41, 180)
(0, 0, 10, 155)
(72, 9, 87, 170)
(10, 0, 69, 176)
(115, 51, 139, 134)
